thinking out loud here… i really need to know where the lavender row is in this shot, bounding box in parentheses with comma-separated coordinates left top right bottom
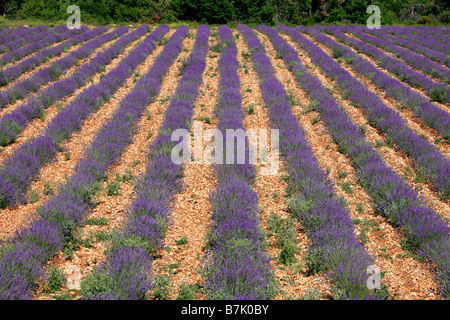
(342, 26, 450, 85)
(0, 25, 171, 300)
(0, 26, 103, 88)
(0, 26, 48, 46)
(0, 25, 135, 147)
(81, 25, 210, 300)
(365, 27, 450, 68)
(382, 26, 450, 56)
(244, 24, 382, 300)
(295, 26, 449, 200)
(279, 25, 450, 298)
(318, 25, 450, 105)
(0, 25, 165, 210)
(0, 25, 90, 69)
(199, 25, 274, 300)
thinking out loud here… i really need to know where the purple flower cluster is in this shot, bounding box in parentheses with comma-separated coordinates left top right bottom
(319, 25, 450, 105)
(0, 26, 48, 46)
(0, 25, 136, 147)
(243, 24, 380, 300)
(277, 25, 450, 298)
(200, 25, 274, 300)
(0, 25, 90, 70)
(343, 26, 450, 85)
(0, 25, 66, 54)
(81, 25, 210, 300)
(0, 26, 102, 87)
(0, 25, 165, 209)
(291, 25, 449, 201)
(0, 24, 172, 300)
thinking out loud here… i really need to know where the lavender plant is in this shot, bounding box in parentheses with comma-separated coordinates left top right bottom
(382, 26, 450, 56)
(368, 28, 450, 67)
(0, 26, 48, 46)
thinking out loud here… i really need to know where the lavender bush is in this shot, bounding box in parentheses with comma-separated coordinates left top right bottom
(0, 25, 66, 54)
(382, 26, 450, 56)
(0, 26, 48, 46)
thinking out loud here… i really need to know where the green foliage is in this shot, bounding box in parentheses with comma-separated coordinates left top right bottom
(84, 217, 109, 226)
(174, 236, 188, 245)
(149, 274, 171, 300)
(106, 181, 121, 196)
(42, 266, 66, 293)
(267, 213, 298, 265)
(176, 282, 203, 300)
(1, 0, 449, 25)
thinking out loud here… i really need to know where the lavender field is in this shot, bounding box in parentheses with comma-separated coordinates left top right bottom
(0, 23, 448, 301)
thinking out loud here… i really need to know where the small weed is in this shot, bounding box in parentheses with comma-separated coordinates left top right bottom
(43, 181, 54, 195)
(64, 151, 71, 161)
(106, 181, 121, 196)
(339, 181, 353, 195)
(197, 116, 211, 124)
(247, 104, 255, 114)
(84, 217, 109, 226)
(149, 274, 171, 300)
(312, 116, 320, 125)
(176, 283, 203, 300)
(29, 189, 40, 204)
(337, 169, 347, 179)
(174, 236, 188, 245)
(42, 266, 66, 293)
(356, 202, 364, 214)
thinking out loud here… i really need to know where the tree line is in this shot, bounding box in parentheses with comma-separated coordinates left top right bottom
(0, 0, 449, 25)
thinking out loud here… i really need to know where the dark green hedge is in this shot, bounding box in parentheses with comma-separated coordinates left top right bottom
(1, 0, 449, 25)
